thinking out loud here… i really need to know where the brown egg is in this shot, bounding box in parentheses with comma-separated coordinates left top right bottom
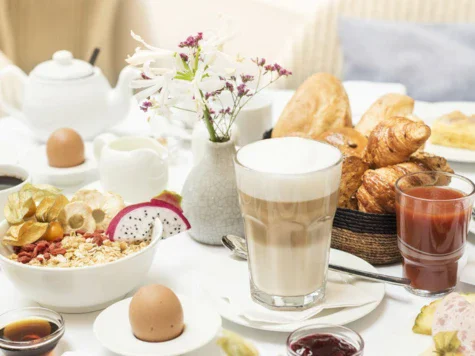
(46, 128, 85, 168)
(129, 285, 184, 342)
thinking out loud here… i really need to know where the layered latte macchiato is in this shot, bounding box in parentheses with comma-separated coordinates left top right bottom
(234, 138, 342, 309)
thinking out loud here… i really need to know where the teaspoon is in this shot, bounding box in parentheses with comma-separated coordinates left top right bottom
(222, 235, 411, 287)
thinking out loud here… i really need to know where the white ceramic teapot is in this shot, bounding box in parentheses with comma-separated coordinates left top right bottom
(0, 50, 139, 141)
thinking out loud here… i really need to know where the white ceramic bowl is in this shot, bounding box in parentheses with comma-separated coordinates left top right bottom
(0, 220, 162, 313)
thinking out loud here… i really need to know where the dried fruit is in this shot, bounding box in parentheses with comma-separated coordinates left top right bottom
(71, 190, 125, 230)
(3, 221, 49, 246)
(4, 191, 36, 225)
(59, 201, 95, 234)
(21, 183, 62, 205)
(35, 195, 69, 222)
(43, 221, 64, 242)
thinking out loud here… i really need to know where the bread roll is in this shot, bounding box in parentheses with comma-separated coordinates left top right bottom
(272, 73, 352, 139)
(318, 127, 368, 158)
(355, 94, 414, 137)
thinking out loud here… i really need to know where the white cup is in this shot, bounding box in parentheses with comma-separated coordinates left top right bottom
(0, 165, 31, 220)
(234, 92, 272, 146)
(94, 134, 168, 203)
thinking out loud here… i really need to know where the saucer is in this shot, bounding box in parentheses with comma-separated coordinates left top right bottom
(215, 249, 385, 332)
(21, 142, 96, 186)
(93, 295, 221, 356)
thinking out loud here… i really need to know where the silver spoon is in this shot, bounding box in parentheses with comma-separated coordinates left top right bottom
(222, 235, 411, 287)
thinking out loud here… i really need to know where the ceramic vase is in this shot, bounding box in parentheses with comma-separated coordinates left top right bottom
(182, 139, 244, 245)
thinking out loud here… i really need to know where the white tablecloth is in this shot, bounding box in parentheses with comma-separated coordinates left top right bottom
(1, 87, 475, 356)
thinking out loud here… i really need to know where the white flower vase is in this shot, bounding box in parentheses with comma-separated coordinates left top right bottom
(182, 139, 244, 245)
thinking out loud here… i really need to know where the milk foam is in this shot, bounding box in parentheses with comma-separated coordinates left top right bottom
(235, 138, 342, 202)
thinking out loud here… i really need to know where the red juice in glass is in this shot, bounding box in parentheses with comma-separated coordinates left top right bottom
(395, 172, 475, 297)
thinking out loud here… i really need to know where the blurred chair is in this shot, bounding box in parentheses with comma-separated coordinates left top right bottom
(283, 0, 475, 89)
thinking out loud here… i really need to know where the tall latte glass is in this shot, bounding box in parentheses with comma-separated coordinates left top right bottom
(234, 137, 342, 310)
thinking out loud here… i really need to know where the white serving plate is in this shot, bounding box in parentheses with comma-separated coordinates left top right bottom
(20, 142, 97, 186)
(93, 295, 221, 356)
(425, 142, 475, 164)
(217, 249, 385, 332)
(418, 105, 475, 163)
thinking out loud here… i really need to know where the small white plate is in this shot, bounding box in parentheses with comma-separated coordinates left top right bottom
(20, 142, 97, 186)
(93, 294, 222, 356)
(217, 249, 385, 332)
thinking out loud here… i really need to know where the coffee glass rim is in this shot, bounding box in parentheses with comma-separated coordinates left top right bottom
(234, 137, 343, 176)
(395, 171, 475, 203)
(0, 164, 30, 194)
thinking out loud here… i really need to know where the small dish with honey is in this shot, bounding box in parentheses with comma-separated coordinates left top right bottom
(0, 307, 64, 356)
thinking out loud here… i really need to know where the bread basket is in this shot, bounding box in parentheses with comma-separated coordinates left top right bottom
(332, 208, 400, 265)
(263, 129, 401, 265)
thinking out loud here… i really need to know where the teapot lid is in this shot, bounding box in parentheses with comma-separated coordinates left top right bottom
(31, 50, 94, 80)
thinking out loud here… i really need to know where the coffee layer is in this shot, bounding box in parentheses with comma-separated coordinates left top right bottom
(240, 190, 339, 297)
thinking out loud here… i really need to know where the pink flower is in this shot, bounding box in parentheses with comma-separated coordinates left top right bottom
(140, 100, 152, 112)
(237, 83, 249, 97)
(225, 82, 234, 92)
(179, 53, 189, 62)
(178, 32, 203, 48)
(219, 107, 231, 115)
(240, 74, 254, 83)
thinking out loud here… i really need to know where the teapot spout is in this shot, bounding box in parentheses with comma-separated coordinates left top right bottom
(109, 66, 140, 122)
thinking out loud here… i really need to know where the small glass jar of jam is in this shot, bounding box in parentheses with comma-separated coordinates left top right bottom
(287, 324, 364, 356)
(0, 307, 65, 356)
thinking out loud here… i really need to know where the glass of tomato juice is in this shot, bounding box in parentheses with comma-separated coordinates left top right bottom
(395, 172, 475, 297)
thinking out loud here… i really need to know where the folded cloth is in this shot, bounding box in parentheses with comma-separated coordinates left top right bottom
(198, 253, 378, 324)
(343, 80, 407, 121)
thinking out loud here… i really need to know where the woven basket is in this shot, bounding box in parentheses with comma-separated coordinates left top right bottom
(332, 208, 401, 265)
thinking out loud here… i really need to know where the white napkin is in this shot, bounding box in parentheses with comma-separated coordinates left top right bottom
(198, 253, 378, 324)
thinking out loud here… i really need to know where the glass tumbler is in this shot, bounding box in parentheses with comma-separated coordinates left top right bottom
(234, 137, 342, 310)
(396, 171, 475, 297)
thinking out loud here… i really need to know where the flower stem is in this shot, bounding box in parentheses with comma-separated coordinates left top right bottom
(203, 107, 218, 142)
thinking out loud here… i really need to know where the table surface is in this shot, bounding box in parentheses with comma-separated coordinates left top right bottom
(1, 88, 475, 356)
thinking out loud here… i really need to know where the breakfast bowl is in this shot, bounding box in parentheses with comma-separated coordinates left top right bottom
(0, 219, 163, 313)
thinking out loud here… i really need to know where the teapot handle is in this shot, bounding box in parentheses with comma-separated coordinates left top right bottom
(0, 65, 27, 120)
(93, 133, 117, 161)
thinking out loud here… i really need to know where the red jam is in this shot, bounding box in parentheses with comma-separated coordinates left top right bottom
(290, 334, 358, 356)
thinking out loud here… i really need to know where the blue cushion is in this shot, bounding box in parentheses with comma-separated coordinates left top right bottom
(339, 18, 475, 102)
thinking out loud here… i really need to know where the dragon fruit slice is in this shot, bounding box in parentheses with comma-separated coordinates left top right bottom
(152, 190, 183, 211)
(106, 200, 191, 241)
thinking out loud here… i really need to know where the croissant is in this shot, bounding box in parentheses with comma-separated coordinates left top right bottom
(318, 128, 368, 158)
(409, 152, 454, 185)
(338, 156, 369, 210)
(272, 73, 352, 139)
(357, 162, 430, 213)
(355, 93, 414, 137)
(364, 116, 431, 168)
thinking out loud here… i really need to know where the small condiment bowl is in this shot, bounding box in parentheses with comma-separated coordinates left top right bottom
(0, 307, 65, 356)
(287, 324, 364, 356)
